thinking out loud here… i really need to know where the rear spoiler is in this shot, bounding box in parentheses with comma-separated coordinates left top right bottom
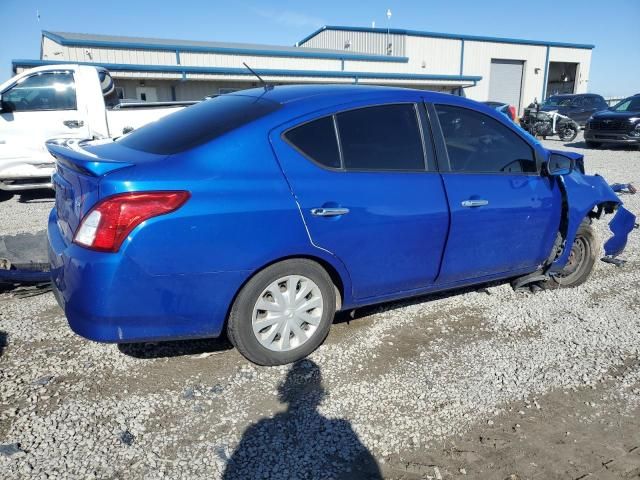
(46, 139, 133, 177)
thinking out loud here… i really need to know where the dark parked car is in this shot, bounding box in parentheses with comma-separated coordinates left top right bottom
(46, 85, 635, 366)
(540, 93, 608, 126)
(584, 94, 640, 148)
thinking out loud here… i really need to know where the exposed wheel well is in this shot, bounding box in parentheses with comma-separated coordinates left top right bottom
(589, 201, 619, 219)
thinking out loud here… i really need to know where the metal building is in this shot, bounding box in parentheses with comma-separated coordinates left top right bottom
(12, 26, 593, 113)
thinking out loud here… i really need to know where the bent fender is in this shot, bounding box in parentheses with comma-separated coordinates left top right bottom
(549, 172, 635, 271)
(604, 206, 636, 257)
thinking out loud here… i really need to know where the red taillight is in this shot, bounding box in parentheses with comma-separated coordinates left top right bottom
(508, 105, 517, 121)
(74, 191, 190, 252)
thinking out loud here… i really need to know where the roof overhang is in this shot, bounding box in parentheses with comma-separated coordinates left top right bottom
(12, 59, 481, 87)
(42, 30, 409, 64)
(299, 25, 595, 50)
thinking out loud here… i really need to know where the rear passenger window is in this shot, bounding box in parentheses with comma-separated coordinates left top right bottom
(337, 104, 425, 171)
(435, 105, 537, 174)
(284, 116, 340, 169)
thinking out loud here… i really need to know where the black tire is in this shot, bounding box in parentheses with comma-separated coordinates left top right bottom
(0, 190, 13, 202)
(585, 141, 601, 149)
(559, 124, 578, 142)
(227, 259, 336, 366)
(545, 222, 599, 289)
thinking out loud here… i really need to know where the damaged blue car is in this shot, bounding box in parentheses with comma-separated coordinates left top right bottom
(46, 85, 635, 365)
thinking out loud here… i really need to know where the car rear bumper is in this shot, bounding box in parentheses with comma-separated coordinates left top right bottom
(48, 208, 248, 344)
(584, 130, 640, 144)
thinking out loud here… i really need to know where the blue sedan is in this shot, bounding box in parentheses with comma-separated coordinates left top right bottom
(47, 85, 635, 365)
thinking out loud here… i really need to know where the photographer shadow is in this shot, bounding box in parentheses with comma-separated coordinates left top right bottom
(223, 359, 381, 480)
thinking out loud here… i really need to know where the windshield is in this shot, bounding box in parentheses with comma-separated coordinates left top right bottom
(543, 96, 572, 107)
(611, 96, 640, 113)
(117, 94, 281, 154)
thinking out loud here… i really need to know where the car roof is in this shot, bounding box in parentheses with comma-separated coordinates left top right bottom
(549, 93, 602, 98)
(227, 83, 464, 111)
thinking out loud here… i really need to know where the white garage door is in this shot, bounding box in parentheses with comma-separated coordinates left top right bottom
(488, 59, 524, 111)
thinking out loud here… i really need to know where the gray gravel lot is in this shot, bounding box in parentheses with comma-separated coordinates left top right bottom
(1, 134, 639, 479)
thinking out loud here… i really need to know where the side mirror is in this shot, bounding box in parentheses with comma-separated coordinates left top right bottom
(545, 153, 574, 176)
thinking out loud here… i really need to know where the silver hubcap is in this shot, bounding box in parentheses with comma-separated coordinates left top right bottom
(252, 275, 324, 352)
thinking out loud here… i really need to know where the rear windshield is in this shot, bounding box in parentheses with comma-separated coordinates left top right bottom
(117, 94, 280, 154)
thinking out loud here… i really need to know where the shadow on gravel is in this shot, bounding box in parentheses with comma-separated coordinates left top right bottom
(334, 279, 506, 325)
(223, 359, 382, 480)
(118, 337, 233, 359)
(0, 331, 7, 357)
(18, 189, 55, 204)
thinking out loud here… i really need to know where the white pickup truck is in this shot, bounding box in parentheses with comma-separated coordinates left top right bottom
(0, 65, 194, 193)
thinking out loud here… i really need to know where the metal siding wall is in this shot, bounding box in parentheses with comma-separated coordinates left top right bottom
(179, 52, 340, 70)
(462, 41, 547, 113)
(302, 29, 405, 56)
(62, 46, 177, 65)
(404, 36, 461, 75)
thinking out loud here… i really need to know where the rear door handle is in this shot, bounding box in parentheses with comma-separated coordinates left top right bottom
(461, 199, 489, 208)
(311, 207, 350, 217)
(63, 120, 84, 128)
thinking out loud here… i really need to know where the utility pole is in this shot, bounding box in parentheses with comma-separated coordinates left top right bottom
(386, 9, 392, 55)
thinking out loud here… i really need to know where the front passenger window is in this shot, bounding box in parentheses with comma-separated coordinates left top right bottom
(435, 105, 537, 174)
(2, 72, 76, 112)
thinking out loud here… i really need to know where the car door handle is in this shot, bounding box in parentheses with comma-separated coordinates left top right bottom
(461, 199, 489, 208)
(311, 207, 350, 217)
(63, 120, 84, 128)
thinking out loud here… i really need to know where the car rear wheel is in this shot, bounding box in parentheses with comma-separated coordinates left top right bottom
(227, 259, 336, 366)
(545, 222, 598, 289)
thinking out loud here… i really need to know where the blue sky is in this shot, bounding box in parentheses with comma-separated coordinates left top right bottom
(2, 0, 638, 97)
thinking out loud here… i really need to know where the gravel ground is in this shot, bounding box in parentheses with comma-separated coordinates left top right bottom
(1, 134, 639, 479)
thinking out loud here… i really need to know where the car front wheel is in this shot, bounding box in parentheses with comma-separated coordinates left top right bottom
(545, 222, 598, 289)
(227, 259, 336, 365)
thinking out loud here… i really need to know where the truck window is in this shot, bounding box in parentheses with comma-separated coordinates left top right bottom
(2, 72, 76, 112)
(99, 70, 120, 109)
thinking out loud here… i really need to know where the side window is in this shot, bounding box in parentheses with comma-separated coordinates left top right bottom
(99, 70, 120, 109)
(571, 97, 583, 108)
(284, 116, 341, 169)
(435, 104, 537, 174)
(2, 72, 76, 112)
(336, 104, 425, 171)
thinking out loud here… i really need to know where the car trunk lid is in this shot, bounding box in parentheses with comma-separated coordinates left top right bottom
(46, 139, 163, 242)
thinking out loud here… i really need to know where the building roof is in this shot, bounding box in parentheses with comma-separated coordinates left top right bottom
(298, 25, 595, 50)
(12, 59, 482, 85)
(42, 30, 408, 63)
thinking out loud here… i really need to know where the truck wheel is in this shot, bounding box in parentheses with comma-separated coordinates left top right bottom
(585, 141, 601, 148)
(227, 259, 336, 366)
(546, 222, 598, 289)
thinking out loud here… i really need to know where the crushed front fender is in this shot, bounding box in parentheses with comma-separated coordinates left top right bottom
(603, 206, 636, 257)
(549, 172, 627, 272)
